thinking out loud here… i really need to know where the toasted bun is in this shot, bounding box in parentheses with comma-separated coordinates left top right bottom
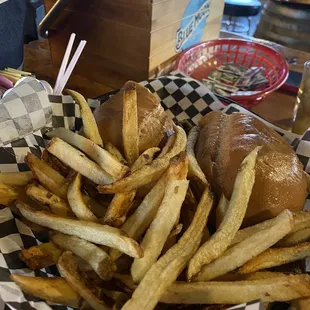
(196, 111, 307, 226)
(93, 81, 174, 153)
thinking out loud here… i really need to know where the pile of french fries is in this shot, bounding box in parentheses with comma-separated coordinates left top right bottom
(1, 82, 310, 310)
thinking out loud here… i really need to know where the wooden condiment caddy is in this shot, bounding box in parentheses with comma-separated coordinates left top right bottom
(44, 0, 224, 86)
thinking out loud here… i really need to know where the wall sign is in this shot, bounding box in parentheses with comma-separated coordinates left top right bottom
(175, 0, 211, 52)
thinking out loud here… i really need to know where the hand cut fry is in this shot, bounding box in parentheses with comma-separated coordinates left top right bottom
(215, 194, 229, 228)
(232, 210, 310, 247)
(19, 242, 63, 270)
(25, 152, 68, 199)
(66, 89, 103, 146)
(58, 251, 109, 310)
(11, 274, 82, 308)
(239, 242, 310, 274)
(68, 173, 98, 222)
(162, 223, 183, 254)
(104, 141, 127, 165)
(0, 182, 21, 206)
(304, 171, 310, 193)
(109, 153, 188, 261)
(50, 232, 116, 280)
(131, 179, 189, 283)
(214, 271, 288, 282)
(99, 125, 186, 194)
(188, 146, 260, 280)
(122, 81, 139, 166)
(132, 147, 160, 171)
(16, 201, 143, 258)
(0, 171, 32, 187)
(186, 126, 208, 186)
(26, 184, 71, 217)
(158, 133, 176, 158)
(121, 187, 213, 310)
(195, 209, 294, 281)
(277, 227, 310, 247)
(160, 274, 310, 304)
(47, 137, 114, 185)
(41, 149, 70, 177)
(47, 128, 129, 179)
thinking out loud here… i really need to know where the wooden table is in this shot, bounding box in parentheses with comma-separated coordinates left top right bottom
(24, 31, 310, 131)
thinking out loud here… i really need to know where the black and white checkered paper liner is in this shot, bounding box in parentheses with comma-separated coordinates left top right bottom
(1, 73, 310, 310)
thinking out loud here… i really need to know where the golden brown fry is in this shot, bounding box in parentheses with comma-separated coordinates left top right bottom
(214, 271, 287, 282)
(11, 274, 82, 308)
(104, 141, 127, 165)
(0, 182, 20, 206)
(239, 242, 310, 274)
(278, 228, 310, 247)
(26, 184, 71, 217)
(103, 148, 159, 227)
(122, 81, 139, 166)
(16, 201, 142, 258)
(99, 125, 186, 194)
(121, 187, 213, 310)
(232, 210, 310, 247)
(68, 173, 98, 222)
(25, 152, 68, 199)
(215, 194, 229, 229)
(101, 288, 129, 303)
(161, 274, 310, 304)
(19, 242, 62, 270)
(186, 126, 208, 186)
(196, 209, 294, 281)
(304, 171, 310, 193)
(131, 179, 189, 283)
(47, 137, 114, 185)
(58, 251, 109, 310)
(50, 232, 116, 280)
(47, 128, 129, 179)
(109, 154, 188, 261)
(291, 297, 310, 310)
(66, 89, 103, 146)
(0, 171, 32, 187)
(188, 146, 261, 280)
(162, 223, 183, 255)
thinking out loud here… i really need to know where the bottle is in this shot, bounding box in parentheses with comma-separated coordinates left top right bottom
(292, 60, 310, 135)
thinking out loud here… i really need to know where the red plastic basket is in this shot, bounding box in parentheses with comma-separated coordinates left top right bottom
(174, 38, 289, 108)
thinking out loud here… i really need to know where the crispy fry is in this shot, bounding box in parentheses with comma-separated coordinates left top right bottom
(50, 232, 116, 280)
(25, 152, 68, 199)
(121, 187, 213, 310)
(19, 242, 62, 270)
(109, 154, 188, 261)
(239, 242, 310, 274)
(188, 147, 261, 280)
(41, 149, 70, 177)
(196, 209, 294, 281)
(68, 173, 98, 222)
(132, 147, 160, 171)
(47, 128, 128, 179)
(162, 223, 183, 255)
(214, 271, 288, 281)
(232, 210, 310, 247)
(47, 137, 114, 184)
(11, 274, 82, 308)
(26, 184, 71, 217)
(101, 288, 129, 303)
(58, 251, 109, 310)
(122, 81, 139, 166)
(16, 201, 143, 258)
(131, 179, 189, 283)
(160, 274, 310, 304)
(186, 126, 208, 186)
(215, 194, 229, 228)
(99, 126, 186, 194)
(0, 182, 21, 205)
(0, 171, 32, 187)
(158, 133, 176, 158)
(66, 89, 103, 146)
(104, 141, 127, 165)
(277, 227, 310, 247)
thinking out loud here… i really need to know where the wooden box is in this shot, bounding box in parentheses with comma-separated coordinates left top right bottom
(44, 0, 224, 88)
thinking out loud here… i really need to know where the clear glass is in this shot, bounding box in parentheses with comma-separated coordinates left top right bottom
(292, 60, 310, 134)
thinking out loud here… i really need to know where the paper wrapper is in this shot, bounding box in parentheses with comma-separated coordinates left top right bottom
(0, 72, 309, 310)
